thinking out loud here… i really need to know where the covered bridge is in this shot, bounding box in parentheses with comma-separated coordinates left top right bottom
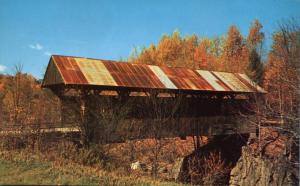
(42, 55, 265, 142)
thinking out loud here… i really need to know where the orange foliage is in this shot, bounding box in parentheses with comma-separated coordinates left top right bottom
(247, 19, 264, 50)
(222, 26, 249, 72)
(263, 29, 299, 119)
(132, 20, 268, 75)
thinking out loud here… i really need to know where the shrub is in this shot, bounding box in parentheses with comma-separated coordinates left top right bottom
(0, 136, 26, 150)
(49, 141, 108, 167)
(188, 151, 231, 185)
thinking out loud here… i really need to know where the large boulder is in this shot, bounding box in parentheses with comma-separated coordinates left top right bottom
(230, 128, 299, 186)
(230, 146, 297, 186)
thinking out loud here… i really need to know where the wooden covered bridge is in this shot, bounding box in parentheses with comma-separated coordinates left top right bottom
(42, 55, 265, 143)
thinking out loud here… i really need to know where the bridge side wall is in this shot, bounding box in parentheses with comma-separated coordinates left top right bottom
(60, 96, 255, 142)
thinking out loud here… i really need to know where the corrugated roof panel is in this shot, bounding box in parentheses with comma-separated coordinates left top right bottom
(148, 66, 177, 89)
(102, 61, 165, 88)
(68, 58, 88, 84)
(53, 56, 88, 84)
(161, 67, 190, 89)
(196, 70, 226, 91)
(161, 67, 214, 90)
(237, 73, 266, 93)
(212, 72, 252, 92)
(184, 78, 199, 90)
(75, 58, 117, 86)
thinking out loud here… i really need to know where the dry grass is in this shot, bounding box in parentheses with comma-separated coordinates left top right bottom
(0, 133, 218, 185)
(0, 135, 197, 185)
(0, 149, 187, 185)
(103, 137, 196, 179)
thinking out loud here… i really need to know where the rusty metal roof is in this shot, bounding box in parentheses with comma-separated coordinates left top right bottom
(42, 55, 266, 93)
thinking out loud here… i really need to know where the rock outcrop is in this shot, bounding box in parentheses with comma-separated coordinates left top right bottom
(230, 146, 297, 186)
(230, 128, 299, 186)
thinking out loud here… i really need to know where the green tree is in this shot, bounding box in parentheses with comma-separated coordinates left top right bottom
(247, 49, 263, 85)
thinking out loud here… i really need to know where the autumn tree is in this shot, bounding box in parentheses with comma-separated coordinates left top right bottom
(222, 26, 248, 72)
(247, 20, 265, 85)
(209, 37, 225, 71)
(1, 65, 43, 127)
(194, 38, 211, 70)
(247, 20, 264, 52)
(132, 31, 184, 67)
(264, 21, 299, 119)
(133, 44, 158, 65)
(181, 34, 198, 68)
(263, 20, 299, 160)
